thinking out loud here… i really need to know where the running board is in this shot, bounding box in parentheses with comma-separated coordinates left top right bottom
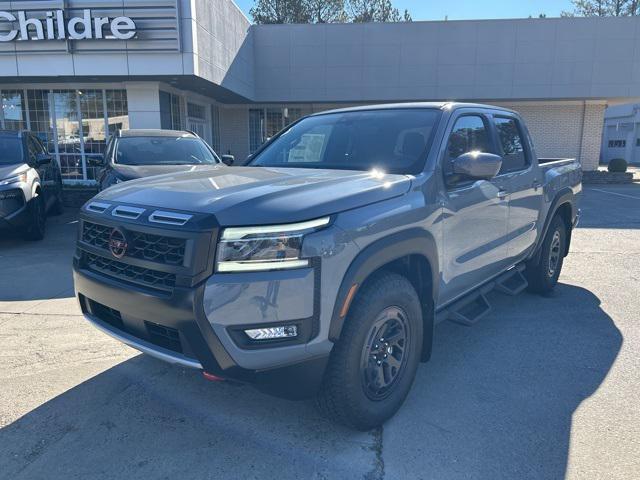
(448, 292, 492, 326)
(495, 265, 528, 296)
(436, 265, 529, 327)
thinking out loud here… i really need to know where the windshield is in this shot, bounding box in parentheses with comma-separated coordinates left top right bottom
(0, 137, 24, 165)
(248, 108, 442, 174)
(114, 137, 219, 166)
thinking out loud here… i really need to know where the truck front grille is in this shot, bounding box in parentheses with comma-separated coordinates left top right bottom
(84, 252, 176, 292)
(82, 221, 186, 266)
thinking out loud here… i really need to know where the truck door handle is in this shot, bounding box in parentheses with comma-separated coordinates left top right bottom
(497, 190, 509, 199)
(532, 180, 541, 190)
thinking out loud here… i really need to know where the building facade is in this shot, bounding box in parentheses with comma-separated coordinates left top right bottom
(601, 103, 640, 165)
(1, 0, 640, 184)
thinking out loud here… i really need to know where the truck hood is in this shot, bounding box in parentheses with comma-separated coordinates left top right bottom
(95, 166, 411, 226)
(112, 164, 213, 181)
(0, 163, 29, 181)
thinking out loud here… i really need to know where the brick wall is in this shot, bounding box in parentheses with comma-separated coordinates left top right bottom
(580, 102, 606, 171)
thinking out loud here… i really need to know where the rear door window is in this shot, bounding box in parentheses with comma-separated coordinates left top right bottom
(493, 116, 528, 173)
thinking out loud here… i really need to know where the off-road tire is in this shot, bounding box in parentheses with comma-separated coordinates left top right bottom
(316, 272, 423, 431)
(23, 194, 47, 241)
(525, 215, 567, 294)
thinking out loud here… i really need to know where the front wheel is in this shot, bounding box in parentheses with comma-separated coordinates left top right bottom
(317, 272, 423, 431)
(525, 215, 567, 294)
(23, 194, 47, 241)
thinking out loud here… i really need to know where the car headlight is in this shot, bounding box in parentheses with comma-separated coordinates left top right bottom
(216, 217, 330, 272)
(0, 172, 27, 186)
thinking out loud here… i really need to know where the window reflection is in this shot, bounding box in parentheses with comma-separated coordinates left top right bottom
(0, 88, 129, 183)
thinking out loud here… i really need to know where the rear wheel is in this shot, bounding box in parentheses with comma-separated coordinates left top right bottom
(317, 272, 423, 431)
(525, 215, 566, 294)
(23, 194, 46, 241)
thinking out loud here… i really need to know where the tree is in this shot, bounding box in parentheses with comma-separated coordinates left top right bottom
(250, 0, 310, 24)
(250, 0, 411, 24)
(563, 0, 638, 16)
(347, 0, 412, 22)
(305, 0, 347, 23)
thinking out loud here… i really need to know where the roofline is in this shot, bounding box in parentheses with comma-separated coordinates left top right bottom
(310, 102, 518, 117)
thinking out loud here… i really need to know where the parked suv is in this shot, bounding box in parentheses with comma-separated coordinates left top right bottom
(74, 103, 581, 429)
(0, 130, 63, 240)
(95, 130, 225, 191)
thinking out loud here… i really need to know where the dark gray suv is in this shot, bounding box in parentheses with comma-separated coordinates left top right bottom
(0, 130, 63, 240)
(95, 129, 223, 191)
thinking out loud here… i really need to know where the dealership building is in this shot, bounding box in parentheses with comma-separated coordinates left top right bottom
(1, 0, 640, 184)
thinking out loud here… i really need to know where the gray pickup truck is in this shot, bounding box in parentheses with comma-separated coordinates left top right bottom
(73, 103, 581, 430)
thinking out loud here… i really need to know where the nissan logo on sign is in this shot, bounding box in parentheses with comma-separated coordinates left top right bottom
(108, 228, 128, 259)
(0, 9, 136, 42)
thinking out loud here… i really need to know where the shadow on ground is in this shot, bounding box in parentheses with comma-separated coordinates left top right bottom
(384, 283, 622, 479)
(0, 211, 77, 303)
(0, 284, 621, 479)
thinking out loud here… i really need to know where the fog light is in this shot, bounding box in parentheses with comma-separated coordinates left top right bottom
(245, 325, 298, 340)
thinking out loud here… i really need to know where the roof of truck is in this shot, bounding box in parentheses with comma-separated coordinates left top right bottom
(313, 102, 517, 116)
(116, 129, 198, 138)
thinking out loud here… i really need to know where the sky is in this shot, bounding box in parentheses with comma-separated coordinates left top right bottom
(234, 0, 576, 21)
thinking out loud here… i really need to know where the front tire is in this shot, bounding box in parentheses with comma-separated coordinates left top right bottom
(50, 182, 65, 216)
(317, 272, 423, 431)
(525, 215, 567, 294)
(23, 194, 47, 241)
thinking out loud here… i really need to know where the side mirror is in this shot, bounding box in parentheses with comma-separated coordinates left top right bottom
(87, 155, 105, 167)
(451, 151, 502, 181)
(221, 154, 235, 166)
(35, 153, 52, 166)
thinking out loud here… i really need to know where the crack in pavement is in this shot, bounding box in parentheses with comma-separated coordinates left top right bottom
(365, 427, 385, 480)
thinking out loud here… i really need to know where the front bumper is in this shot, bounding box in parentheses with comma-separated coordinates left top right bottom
(0, 186, 28, 229)
(73, 265, 329, 399)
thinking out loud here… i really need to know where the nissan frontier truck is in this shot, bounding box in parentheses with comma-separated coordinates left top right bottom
(73, 103, 581, 430)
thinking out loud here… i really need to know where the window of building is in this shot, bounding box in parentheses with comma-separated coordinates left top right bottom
(608, 139, 626, 148)
(211, 105, 221, 154)
(52, 90, 83, 180)
(249, 108, 265, 153)
(171, 94, 182, 130)
(159, 91, 183, 131)
(0, 90, 27, 130)
(106, 90, 129, 137)
(637, 138, 640, 147)
(493, 116, 528, 173)
(80, 90, 106, 181)
(187, 102, 206, 120)
(248, 107, 309, 153)
(1, 88, 129, 183)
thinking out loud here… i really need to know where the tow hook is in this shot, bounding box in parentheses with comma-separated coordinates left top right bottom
(202, 371, 225, 382)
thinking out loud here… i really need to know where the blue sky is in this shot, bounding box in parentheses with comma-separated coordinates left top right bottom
(234, 0, 576, 21)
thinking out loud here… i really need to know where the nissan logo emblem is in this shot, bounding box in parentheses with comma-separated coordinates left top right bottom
(108, 228, 128, 259)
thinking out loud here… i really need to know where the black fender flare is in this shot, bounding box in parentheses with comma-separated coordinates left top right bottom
(328, 228, 439, 359)
(530, 187, 576, 263)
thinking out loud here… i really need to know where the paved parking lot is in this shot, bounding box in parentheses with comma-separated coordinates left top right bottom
(1, 185, 639, 480)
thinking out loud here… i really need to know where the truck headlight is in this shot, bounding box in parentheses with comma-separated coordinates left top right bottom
(216, 217, 330, 272)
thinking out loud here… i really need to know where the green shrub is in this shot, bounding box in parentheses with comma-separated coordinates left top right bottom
(608, 158, 628, 173)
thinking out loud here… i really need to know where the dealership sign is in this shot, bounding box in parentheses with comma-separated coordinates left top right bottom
(0, 9, 136, 42)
